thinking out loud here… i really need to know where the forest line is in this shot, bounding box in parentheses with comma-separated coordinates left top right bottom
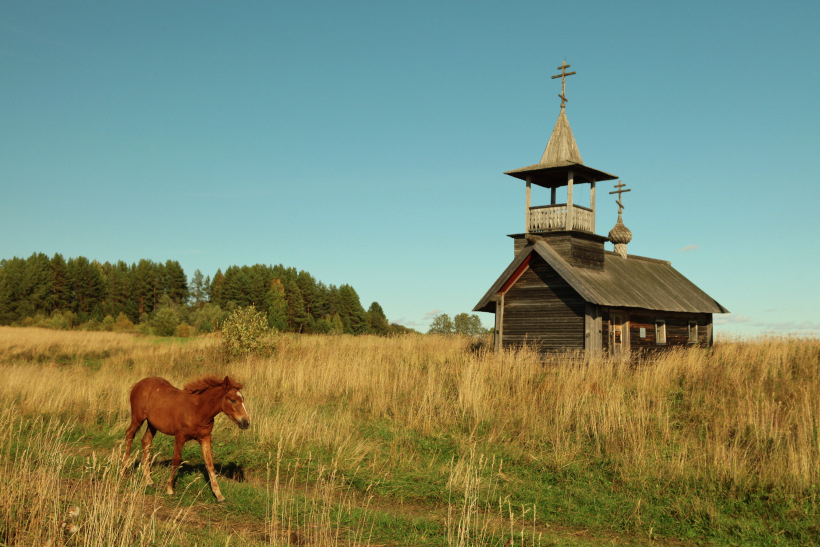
(0, 252, 410, 336)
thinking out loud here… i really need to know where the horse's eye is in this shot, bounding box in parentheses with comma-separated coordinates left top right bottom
(229, 398, 236, 404)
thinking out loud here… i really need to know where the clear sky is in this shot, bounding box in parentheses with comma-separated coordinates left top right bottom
(2, 1, 819, 336)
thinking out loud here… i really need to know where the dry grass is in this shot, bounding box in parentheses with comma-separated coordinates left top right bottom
(1, 326, 818, 545)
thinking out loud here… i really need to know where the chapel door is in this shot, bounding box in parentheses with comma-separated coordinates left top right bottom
(611, 313, 625, 357)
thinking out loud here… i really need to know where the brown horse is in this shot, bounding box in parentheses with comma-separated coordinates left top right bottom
(123, 375, 250, 503)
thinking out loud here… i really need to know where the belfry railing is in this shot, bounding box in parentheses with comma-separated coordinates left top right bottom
(527, 204, 593, 233)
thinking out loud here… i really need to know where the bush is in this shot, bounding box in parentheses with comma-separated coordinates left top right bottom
(191, 303, 226, 334)
(175, 323, 195, 338)
(47, 312, 70, 330)
(102, 315, 115, 332)
(152, 307, 180, 337)
(220, 305, 271, 360)
(114, 312, 134, 331)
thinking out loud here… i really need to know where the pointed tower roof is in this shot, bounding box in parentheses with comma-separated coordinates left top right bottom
(541, 107, 583, 166)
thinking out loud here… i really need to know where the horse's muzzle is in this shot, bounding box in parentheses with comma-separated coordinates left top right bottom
(238, 418, 250, 430)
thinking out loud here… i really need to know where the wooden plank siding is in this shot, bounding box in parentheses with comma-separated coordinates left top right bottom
(501, 255, 586, 352)
(628, 312, 712, 349)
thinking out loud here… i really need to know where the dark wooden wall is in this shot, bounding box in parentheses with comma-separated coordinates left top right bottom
(511, 232, 606, 270)
(501, 254, 585, 352)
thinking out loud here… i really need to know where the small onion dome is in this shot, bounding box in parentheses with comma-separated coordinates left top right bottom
(608, 211, 632, 258)
(608, 212, 632, 244)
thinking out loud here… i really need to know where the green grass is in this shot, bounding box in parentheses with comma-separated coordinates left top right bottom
(34, 413, 815, 546)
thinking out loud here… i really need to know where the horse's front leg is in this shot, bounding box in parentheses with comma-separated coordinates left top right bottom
(199, 435, 226, 503)
(166, 435, 185, 496)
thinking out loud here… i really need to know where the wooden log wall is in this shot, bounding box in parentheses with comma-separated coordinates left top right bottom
(501, 255, 585, 352)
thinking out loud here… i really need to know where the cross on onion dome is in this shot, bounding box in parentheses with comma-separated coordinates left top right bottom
(609, 180, 631, 213)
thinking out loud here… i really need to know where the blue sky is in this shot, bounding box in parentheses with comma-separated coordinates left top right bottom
(2, 1, 818, 336)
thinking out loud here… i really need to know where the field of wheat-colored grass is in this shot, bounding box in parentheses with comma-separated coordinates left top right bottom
(1, 326, 818, 545)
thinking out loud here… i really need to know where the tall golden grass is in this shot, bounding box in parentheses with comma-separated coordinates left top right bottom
(1, 326, 818, 544)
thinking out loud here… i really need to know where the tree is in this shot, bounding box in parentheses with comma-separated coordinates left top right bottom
(367, 302, 389, 335)
(209, 269, 225, 305)
(190, 269, 206, 307)
(428, 313, 454, 335)
(163, 260, 188, 305)
(454, 313, 485, 336)
(265, 278, 288, 331)
(285, 281, 308, 332)
(49, 253, 71, 312)
(67, 256, 105, 317)
(133, 259, 157, 316)
(338, 284, 370, 334)
(152, 295, 181, 336)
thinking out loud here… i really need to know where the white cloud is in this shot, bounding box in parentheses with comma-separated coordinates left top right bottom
(716, 313, 820, 336)
(424, 309, 444, 322)
(715, 314, 752, 325)
(677, 244, 700, 253)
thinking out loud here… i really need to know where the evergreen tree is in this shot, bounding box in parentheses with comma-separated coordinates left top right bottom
(67, 256, 105, 316)
(296, 270, 317, 319)
(163, 260, 188, 304)
(49, 253, 70, 312)
(367, 301, 389, 335)
(338, 284, 370, 334)
(191, 269, 206, 307)
(265, 278, 288, 331)
(22, 253, 52, 317)
(285, 281, 308, 332)
(133, 259, 156, 316)
(210, 269, 225, 305)
(0, 257, 26, 323)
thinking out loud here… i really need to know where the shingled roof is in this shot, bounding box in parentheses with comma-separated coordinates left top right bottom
(473, 240, 729, 314)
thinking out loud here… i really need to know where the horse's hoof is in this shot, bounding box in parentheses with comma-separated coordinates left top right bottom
(217, 497, 226, 504)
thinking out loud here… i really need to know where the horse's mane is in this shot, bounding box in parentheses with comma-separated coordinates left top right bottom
(183, 375, 244, 394)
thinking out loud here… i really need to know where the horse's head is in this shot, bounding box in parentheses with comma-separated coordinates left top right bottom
(220, 376, 250, 430)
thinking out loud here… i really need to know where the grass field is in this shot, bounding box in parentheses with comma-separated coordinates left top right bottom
(0, 326, 818, 546)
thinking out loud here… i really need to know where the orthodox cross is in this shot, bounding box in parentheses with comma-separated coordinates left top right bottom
(609, 180, 631, 212)
(551, 60, 576, 108)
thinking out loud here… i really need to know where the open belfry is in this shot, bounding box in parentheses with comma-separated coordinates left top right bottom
(474, 62, 728, 355)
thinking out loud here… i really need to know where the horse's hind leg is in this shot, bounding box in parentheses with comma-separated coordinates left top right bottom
(122, 415, 145, 470)
(140, 423, 157, 487)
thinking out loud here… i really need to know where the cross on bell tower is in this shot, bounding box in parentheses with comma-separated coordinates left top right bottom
(551, 60, 576, 108)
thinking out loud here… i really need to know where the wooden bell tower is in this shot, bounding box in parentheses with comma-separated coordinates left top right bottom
(505, 62, 617, 243)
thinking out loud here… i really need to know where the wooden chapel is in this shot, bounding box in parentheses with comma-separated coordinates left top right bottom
(473, 62, 728, 356)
